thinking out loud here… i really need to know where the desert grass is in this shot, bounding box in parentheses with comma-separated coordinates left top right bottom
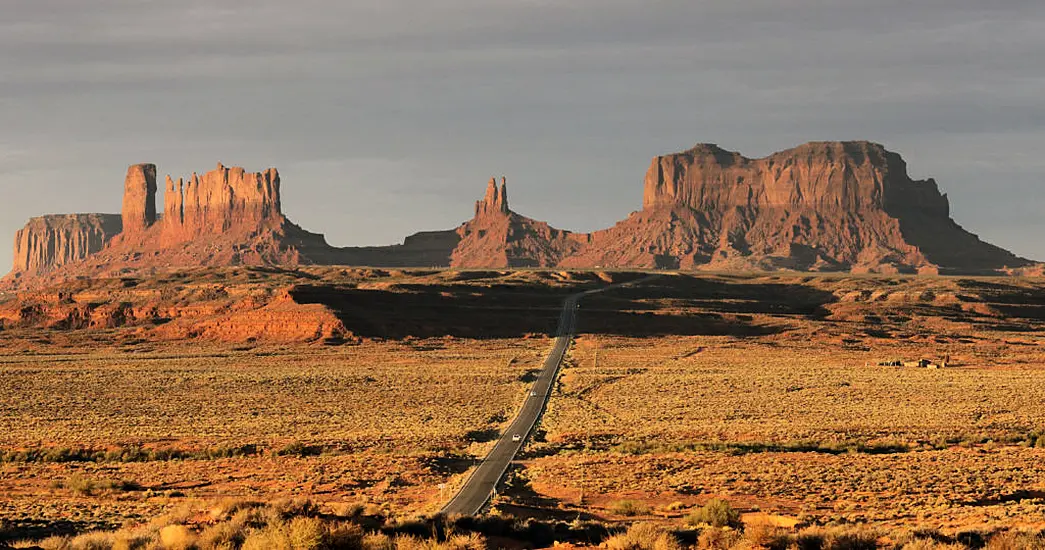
(0, 336, 554, 535)
(545, 335, 1045, 449)
(610, 499, 653, 517)
(685, 499, 741, 529)
(0, 338, 548, 450)
(523, 274, 1045, 531)
(605, 522, 683, 550)
(12, 498, 490, 550)
(6, 491, 1045, 549)
(7, 271, 1045, 539)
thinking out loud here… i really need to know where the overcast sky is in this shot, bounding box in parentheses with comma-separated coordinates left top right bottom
(3, 0, 1044, 271)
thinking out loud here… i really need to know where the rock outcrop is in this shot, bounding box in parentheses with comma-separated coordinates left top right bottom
(168, 163, 282, 238)
(105, 163, 324, 265)
(3, 162, 334, 287)
(563, 141, 1027, 273)
(155, 163, 283, 246)
(475, 177, 510, 217)
(121, 164, 157, 236)
(451, 177, 582, 268)
(11, 214, 123, 278)
(0, 273, 350, 343)
(163, 175, 183, 237)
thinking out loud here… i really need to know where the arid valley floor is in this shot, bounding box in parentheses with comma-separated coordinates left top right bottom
(3, 269, 1045, 548)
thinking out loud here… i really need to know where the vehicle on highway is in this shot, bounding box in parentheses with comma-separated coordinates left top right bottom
(530, 391, 538, 397)
(511, 434, 522, 442)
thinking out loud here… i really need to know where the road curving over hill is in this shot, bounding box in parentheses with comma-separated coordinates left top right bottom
(441, 275, 661, 517)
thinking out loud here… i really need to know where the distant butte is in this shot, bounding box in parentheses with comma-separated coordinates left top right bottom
(3, 141, 1036, 288)
(562, 141, 1029, 274)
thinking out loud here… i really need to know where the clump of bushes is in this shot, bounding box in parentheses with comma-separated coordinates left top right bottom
(610, 438, 912, 457)
(27, 498, 489, 550)
(19, 496, 1045, 550)
(52, 474, 142, 496)
(696, 526, 743, 550)
(276, 441, 326, 457)
(605, 522, 682, 550)
(685, 498, 741, 529)
(610, 499, 652, 517)
(1, 443, 265, 464)
(1022, 429, 1045, 448)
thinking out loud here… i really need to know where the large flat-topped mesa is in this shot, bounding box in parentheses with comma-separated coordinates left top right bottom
(642, 141, 948, 214)
(604, 140, 1021, 272)
(11, 214, 123, 277)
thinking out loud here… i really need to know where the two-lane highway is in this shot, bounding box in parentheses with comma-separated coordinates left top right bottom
(441, 275, 658, 516)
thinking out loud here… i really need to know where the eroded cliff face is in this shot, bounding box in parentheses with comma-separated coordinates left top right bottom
(161, 163, 282, 242)
(475, 177, 510, 217)
(11, 214, 123, 277)
(641, 142, 943, 213)
(3, 162, 330, 287)
(6, 162, 462, 286)
(605, 141, 1024, 273)
(453, 143, 1001, 272)
(121, 164, 157, 237)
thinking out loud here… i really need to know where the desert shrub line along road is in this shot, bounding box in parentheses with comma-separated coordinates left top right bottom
(441, 275, 661, 516)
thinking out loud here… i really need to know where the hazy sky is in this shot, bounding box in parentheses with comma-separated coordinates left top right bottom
(3, 0, 1044, 271)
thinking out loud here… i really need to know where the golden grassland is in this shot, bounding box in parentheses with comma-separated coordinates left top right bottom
(515, 274, 1045, 533)
(545, 336, 1045, 447)
(5, 269, 1045, 547)
(6, 495, 1045, 550)
(0, 341, 548, 449)
(0, 338, 553, 534)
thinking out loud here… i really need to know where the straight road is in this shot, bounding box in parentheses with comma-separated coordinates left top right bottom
(441, 275, 658, 517)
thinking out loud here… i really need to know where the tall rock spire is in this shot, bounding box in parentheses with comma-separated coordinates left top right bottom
(475, 176, 510, 217)
(121, 163, 157, 236)
(500, 177, 508, 212)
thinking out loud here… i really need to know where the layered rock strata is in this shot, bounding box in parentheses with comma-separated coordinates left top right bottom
(560, 141, 1027, 273)
(11, 214, 123, 277)
(120, 163, 157, 237)
(4, 142, 1033, 287)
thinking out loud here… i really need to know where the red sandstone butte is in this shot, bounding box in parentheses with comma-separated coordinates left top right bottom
(558, 141, 1026, 273)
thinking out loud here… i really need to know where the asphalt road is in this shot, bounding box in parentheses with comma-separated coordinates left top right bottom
(441, 276, 657, 517)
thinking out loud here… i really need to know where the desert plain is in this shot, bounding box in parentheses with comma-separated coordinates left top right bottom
(2, 268, 1045, 548)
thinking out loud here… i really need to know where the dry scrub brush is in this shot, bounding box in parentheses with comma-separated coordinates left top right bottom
(20, 498, 489, 550)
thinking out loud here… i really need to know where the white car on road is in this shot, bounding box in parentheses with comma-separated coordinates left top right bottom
(511, 434, 522, 442)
